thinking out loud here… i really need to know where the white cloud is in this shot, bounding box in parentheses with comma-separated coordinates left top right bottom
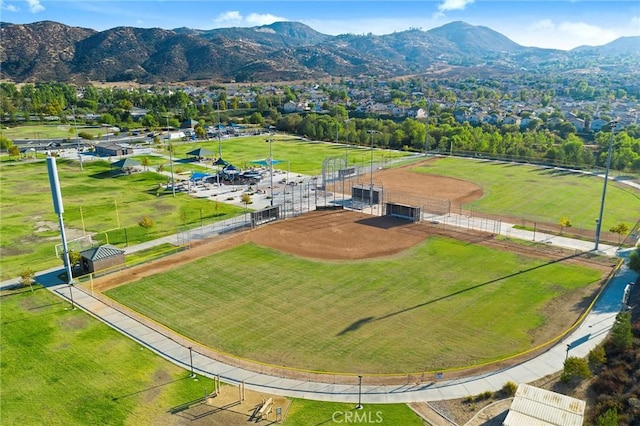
(530, 19, 555, 32)
(245, 13, 287, 26)
(558, 21, 618, 45)
(0, 1, 19, 12)
(213, 11, 286, 28)
(213, 11, 243, 27)
(507, 18, 628, 50)
(26, 0, 44, 13)
(438, 0, 474, 12)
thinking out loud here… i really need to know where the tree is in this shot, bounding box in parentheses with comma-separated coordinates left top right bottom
(629, 246, 640, 274)
(588, 345, 606, 370)
(141, 157, 150, 171)
(8, 145, 20, 157)
(68, 250, 82, 267)
(138, 216, 155, 235)
(559, 216, 572, 234)
(609, 222, 629, 244)
(596, 408, 619, 426)
(609, 311, 632, 351)
(0, 136, 14, 150)
(561, 356, 591, 382)
(19, 268, 36, 291)
(248, 111, 264, 124)
(241, 192, 251, 210)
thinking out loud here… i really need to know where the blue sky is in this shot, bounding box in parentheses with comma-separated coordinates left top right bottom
(1, 0, 639, 50)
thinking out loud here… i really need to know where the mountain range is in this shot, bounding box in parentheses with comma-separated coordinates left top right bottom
(1, 20, 638, 84)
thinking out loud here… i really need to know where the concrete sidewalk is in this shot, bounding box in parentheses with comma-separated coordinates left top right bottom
(37, 257, 633, 405)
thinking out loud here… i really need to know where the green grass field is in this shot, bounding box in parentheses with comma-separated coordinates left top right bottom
(105, 238, 602, 374)
(415, 157, 640, 232)
(283, 399, 423, 425)
(0, 158, 245, 280)
(0, 286, 215, 425)
(1, 123, 109, 140)
(0, 286, 422, 424)
(163, 134, 409, 176)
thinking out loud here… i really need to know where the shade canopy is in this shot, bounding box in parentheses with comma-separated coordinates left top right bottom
(186, 147, 212, 157)
(250, 158, 284, 167)
(111, 158, 140, 169)
(190, 172, 210, 181)
(213, 157, 230, 166)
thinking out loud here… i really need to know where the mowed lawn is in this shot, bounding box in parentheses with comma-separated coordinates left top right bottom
(105, 238, 602, 374)
(414, 157, 640, 231)
(0, 159, 245, 280)
(166, 134, 411, 176)
(0, 286, 215, 425)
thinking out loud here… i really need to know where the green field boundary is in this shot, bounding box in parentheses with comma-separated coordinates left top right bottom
(76, 257, 623, 384)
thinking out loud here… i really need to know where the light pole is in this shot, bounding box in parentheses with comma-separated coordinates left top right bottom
(268, 138, 274, 206)
(367, 130, 378, 212)
(594, 120, 618, 251)
(424, 100, 429, 156)
(216, 101, 222, 159)
(356, 375, 363, 409)
(188, 346, 195, 378)
(72, 105, 82, 170)
(167, 117, 176, 197)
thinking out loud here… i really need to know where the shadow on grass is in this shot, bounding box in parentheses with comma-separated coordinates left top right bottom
(337, 251, 591, 336)
(112, 376, 189, 401)
(0, 285, 46, 298)
(88, 170, 120, 179)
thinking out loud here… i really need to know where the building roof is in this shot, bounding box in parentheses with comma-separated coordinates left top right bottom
(503, 384, 585, 426)
(80, 244, 125, 262)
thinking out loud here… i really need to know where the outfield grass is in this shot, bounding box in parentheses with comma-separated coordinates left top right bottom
(0, 286, 215, 425)
(0, 158, 244, 280)
(164, 134, 410, 176)
(105, 238, 602, 374)
(1, 123, 109, 140)
(283, 399, 423, 425)
(415, 157, 640, 231)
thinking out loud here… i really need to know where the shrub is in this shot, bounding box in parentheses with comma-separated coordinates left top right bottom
(610, 312, 633, 351)
(596, 408, 619, 426)
(501, 381, 518, 397)
(589, 345, 607, 370)
(561, 356, 592, 382)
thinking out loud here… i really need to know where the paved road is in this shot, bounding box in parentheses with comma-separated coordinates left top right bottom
(3, 213, 635, 405)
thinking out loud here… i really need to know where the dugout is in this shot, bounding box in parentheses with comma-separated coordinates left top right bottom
(251, 206, 280, 227)
(351, 184, 382, 205)
(384, 202, 422, 223)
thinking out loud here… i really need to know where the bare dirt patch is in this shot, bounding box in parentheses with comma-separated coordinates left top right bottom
(166, 383, 288, 425)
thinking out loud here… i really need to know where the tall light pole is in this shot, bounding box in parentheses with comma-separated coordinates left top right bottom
(216, 101, 222, 159)
(167, 117, 175, 197)
(268, 138, 274, 206)
(367, 130, 377, 212)
(594, 120, 618, 251)
(424, 100, 429, 156)
(356, 375, 363, 410)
